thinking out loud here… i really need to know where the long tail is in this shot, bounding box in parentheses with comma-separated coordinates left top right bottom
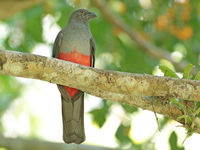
(61, 94, 85, 144)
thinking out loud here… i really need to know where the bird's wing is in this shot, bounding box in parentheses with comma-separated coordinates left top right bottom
(52, 31, 63, 58)
(90, 37, 95, 67)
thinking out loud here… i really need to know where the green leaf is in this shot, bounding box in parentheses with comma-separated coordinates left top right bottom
(177, 115, 192, 124)
(169, 131, 177, 148)
(177, 115, 186, 121)
(122, 104, 138, 114)
(183, 64, 193, 79)
(195, 107, 200, 116)
(158, 117, 168, 130)
(115, 124, 131, 145)
(89, 100, 110, 128)
(194, 71, 200, 80)
(196, 102, 200, 118)
(159, 65, 179, 78)
(169, 131, 184, 150)
(196, 102, 200, 108)
(169, 98, 185, 111)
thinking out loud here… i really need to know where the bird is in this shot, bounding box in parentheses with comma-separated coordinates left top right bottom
(52, 9, 96, 144)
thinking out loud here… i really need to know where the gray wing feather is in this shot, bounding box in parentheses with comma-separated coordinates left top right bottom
(52, 31, 63, 58)
(90, 38, 95, 67)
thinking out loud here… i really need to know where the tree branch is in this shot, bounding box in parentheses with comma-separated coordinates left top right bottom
(0, 136, 121, 150)
(0, 49, 200, 101)
(92, 0, 191, 72)
(1, 49, 200, 133)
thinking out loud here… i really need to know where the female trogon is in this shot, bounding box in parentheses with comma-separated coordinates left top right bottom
(52, 9, 96, 144)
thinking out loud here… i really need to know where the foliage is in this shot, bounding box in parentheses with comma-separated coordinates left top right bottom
(169, 131, 184, 150)
(159, 65, 179, 78)
(160, 64, 200, 143)
(89, 100, 111, 128)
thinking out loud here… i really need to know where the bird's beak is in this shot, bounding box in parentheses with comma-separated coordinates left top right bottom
(88, 11, 97, 19)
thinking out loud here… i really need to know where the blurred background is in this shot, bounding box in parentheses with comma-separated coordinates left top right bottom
(0, 0, 200, 150)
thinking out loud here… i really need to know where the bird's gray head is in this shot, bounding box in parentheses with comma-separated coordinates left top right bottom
(69, 9, 96, 22)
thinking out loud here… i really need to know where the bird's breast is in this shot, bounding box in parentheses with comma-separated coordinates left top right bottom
(58, 46, 91, 66)
(58, 46, 91, 98)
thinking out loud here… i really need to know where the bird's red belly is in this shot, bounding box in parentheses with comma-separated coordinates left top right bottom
(58, 47, 91, 98)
